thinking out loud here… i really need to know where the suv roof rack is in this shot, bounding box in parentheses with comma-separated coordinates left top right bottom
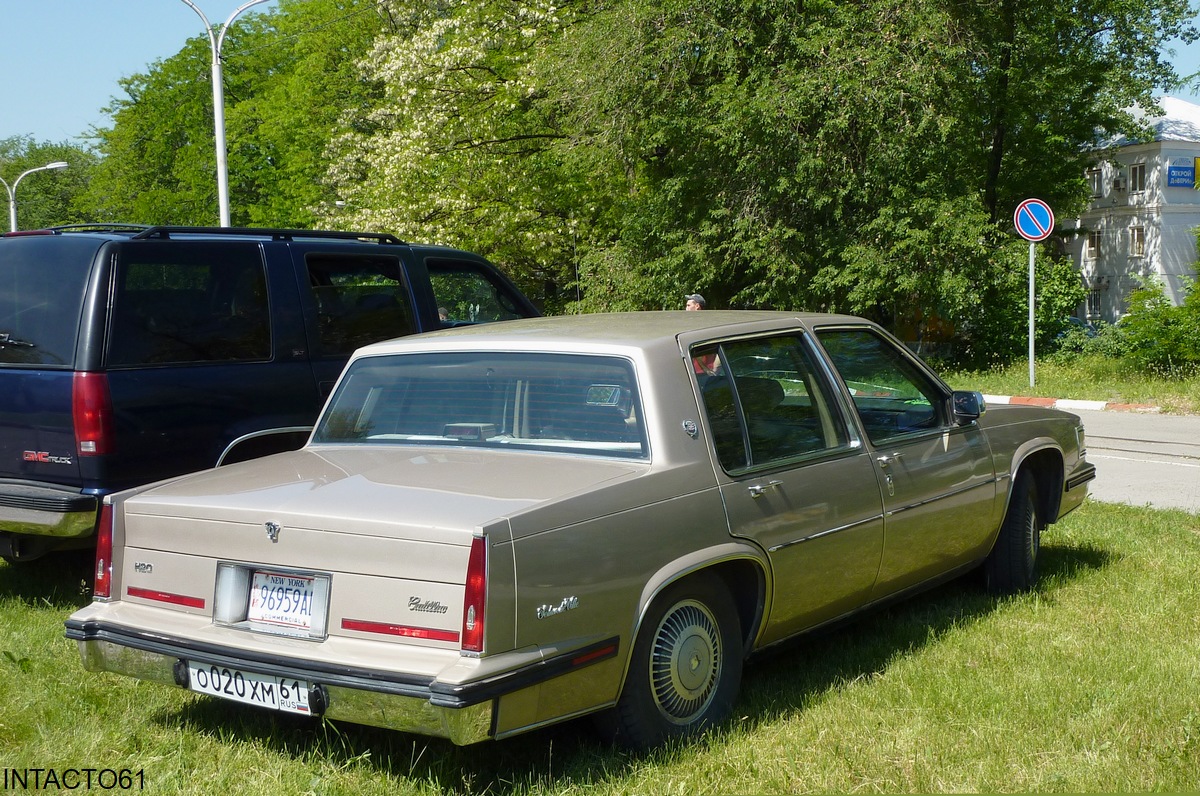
(14, 224, 153, 235)
(132, 226, 406, 245)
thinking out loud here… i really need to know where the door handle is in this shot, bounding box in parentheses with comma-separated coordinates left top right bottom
(748, 480, 783, 498)
(876, 452, 904, 468)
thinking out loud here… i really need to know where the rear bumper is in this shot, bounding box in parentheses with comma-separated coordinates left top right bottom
(0, 481, 97, 540)
(65, 617, 495, 745)
(65, 615, 621, 745)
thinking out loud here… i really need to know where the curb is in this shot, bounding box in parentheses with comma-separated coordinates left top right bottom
(983, 394, 1160, 413)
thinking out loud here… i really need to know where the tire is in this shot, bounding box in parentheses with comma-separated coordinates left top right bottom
(985, 471, 1041, 594)
(602, 577, 743, 750)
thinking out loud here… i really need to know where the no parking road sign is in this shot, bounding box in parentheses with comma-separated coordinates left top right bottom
(1013, 198, 1055, 389)
(1014, 198, 1054, 242)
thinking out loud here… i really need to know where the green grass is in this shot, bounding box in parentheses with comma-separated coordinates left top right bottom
(945, 355, 1200, 414)
(3, 502, 1200, 794)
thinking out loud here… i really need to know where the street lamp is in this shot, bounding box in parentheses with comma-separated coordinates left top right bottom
(1, 161, 69, 232)
(179, 0, 271, 227)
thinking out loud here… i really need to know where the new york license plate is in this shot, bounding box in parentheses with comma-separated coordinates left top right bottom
(187, 662, 310, 714)
(247, 570, 315, 630)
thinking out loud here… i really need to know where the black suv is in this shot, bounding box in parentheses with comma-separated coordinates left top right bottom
(0, 225, 539, 560)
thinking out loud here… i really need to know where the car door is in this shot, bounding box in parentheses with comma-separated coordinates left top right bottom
(814, 325, 999, 598)
(690, 332, 885, 645)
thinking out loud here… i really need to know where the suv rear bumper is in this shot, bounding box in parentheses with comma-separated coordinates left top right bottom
(0, 481, 98, 538)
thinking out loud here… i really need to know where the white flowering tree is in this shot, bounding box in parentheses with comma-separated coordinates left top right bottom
(322, 0, 595, 306)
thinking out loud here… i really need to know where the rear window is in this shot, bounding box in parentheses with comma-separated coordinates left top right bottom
(0, 237, 97, 366)
(314, 352, 647, 459)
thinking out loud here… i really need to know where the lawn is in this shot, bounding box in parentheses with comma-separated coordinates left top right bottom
(945, 355, 1200, 414)
(2, 501, 1198, 794)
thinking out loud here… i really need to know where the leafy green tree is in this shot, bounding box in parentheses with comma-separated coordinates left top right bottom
(0, 136, 98, 230)
(87, 0, 388, 227)
(327, 0, 1195, 362)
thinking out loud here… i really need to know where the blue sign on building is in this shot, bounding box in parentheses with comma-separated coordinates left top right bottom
(1167, 163, 1195, 188)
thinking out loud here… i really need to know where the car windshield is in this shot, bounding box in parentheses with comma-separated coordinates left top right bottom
(313, 351, 647, 458)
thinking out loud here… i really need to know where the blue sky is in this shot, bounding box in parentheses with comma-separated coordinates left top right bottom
(1, 1, 1199, 144)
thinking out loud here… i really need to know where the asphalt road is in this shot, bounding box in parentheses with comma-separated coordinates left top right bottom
(1069, 408, 1200, 514)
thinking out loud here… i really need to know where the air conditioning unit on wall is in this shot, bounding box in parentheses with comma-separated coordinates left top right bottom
(1113, 176, 1126, 191)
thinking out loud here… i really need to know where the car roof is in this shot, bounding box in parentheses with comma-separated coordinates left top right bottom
(355, 310, 868, 357)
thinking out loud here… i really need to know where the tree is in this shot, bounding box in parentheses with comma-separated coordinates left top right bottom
(0, 136, 98, 230)
(320, 0, 582, 308)
(86, 0, 389, 227)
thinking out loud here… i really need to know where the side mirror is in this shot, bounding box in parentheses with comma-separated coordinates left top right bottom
(952, 390, 986, 424)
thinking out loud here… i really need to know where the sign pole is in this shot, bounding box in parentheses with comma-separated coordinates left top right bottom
(1013, 198, 1055, 390)
(1028, 242, 1036, 388)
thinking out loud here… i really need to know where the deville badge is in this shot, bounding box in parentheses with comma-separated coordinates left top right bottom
(264, 521, 282, 543)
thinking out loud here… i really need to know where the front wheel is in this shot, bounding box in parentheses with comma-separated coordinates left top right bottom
(600, 576, 743, 750)
(985, 471, 1041, 594)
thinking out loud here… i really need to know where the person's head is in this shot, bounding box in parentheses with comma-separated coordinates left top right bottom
(684, 293, 706, 311)
(438, 306, 449, 321)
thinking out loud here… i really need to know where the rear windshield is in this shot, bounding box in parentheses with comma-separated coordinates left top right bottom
(314, 352, 647, 459)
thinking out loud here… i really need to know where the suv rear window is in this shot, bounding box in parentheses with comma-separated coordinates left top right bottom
(106, 244, 271, 366)
(0, 238, 96, 367)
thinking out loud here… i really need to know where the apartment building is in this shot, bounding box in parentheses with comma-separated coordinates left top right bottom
(1068, 96, 1200, 323)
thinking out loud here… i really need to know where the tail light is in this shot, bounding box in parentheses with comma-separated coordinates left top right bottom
(460, 536, 488, 653)
(72, 372, 115, 456)
(93, 502, 114, 599)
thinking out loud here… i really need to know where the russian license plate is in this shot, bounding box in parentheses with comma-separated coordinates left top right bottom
(187, 662, 310, 714)
(247, 570, 315, 631)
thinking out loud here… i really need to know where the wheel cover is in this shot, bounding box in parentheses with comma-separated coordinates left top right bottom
(1026, 497, 1040, 573)
(649, 599, 723, 725)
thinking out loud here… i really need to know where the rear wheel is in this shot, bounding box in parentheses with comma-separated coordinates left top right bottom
(602, 577, 742, 750)
(985, 471, 1041, 594)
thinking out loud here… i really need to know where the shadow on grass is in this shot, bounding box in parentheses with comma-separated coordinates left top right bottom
(0, 549, 95, 610)
(152, 540, 1114, 793)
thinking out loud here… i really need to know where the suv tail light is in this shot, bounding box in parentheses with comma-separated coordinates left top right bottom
(72, 372, 115, 456)
(461, 536, 487, 653)
(93, 502, 114, 599)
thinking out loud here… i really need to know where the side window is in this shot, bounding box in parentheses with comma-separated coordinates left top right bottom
(428, 260, 526, 325)
(305, 254, 417, 358)
(695, 335, 849, 472)
(107, 245, 270, 366)
(816, 327, 944, 444)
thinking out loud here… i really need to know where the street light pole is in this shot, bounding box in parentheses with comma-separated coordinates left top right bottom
(0, 161, 69, 232)
(179, 0, 270, 227)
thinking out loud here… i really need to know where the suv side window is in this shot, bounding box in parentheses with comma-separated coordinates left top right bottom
(816, 327, 944, 444)
(695, 334, 849, 472)
(429, 259, 527, 325)
(306, 254, 417, 357)
(107, 245, 270, 366)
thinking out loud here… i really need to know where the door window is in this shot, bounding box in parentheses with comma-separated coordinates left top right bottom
(305, 254, 417, 357)
(816, 328, 945, 444)
(428, 260, 528, 325)
(695, 335, 849, 472)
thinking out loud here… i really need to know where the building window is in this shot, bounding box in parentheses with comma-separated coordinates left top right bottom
(1087, 167, 1103, 197)
(1130, 226, 1146, 257)
(1086, 230, 1102, 259)
(1087, 288, 1103, 320)
(1130, 163, 1146, 193)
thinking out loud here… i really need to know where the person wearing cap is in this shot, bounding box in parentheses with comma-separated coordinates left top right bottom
(684, 293, 706, 310)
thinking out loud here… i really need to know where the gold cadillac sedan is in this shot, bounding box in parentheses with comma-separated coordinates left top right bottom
(66, 312, 1095, 750)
